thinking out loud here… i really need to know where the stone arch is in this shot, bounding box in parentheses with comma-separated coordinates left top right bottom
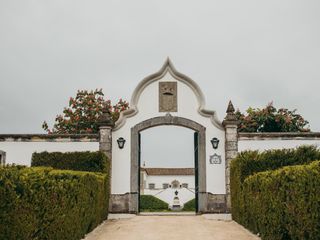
(130, 115, 207, 213)
(109, 59, 234, 214)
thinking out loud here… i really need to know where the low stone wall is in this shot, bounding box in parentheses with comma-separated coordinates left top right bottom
(0, 134, 99, 142)
(239, 132, 320, 141)
(206, 193, 227, 213)
(109, 193, 131, 213)
(109, 192, 227, 214)
(0, 134, 99, 166)
(238, 132, 320, 152)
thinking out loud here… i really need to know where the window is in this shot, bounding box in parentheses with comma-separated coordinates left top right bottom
(0, 151, 5, 166)
(182, 183, 188, 188)
(163, 183, 169, 189)
(148, 183, 155, 189)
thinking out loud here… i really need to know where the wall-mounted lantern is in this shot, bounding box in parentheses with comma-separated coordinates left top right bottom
(210, 137, 220, 149)
(117, 137, 126, 149)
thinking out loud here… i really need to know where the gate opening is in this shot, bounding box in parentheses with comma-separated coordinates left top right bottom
(138, 126, 199, 213)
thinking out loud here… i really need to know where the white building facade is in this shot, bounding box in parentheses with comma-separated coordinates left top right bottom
(141, 168, 195, 209)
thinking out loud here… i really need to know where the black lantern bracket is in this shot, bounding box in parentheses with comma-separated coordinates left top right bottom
(210, 137, 220, 149)
(117, 137, 126, 149)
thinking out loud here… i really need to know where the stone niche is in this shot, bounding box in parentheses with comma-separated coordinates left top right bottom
(159, 82, 177, 112)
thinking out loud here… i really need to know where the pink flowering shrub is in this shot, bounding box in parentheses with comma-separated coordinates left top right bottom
(42, 89, 129, 134)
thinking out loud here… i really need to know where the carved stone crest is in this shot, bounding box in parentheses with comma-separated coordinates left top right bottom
(209, 153, 222, 164)
(159, 82, 177, 112)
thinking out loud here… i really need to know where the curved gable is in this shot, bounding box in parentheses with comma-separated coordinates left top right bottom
(114, 58, 223, 130)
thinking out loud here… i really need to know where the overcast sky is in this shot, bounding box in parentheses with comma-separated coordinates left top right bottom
(141, 126, 195, 168)
(1, 1, 320, 166)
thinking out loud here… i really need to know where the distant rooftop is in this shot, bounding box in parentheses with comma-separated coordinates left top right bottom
(141, 168, 194, 176)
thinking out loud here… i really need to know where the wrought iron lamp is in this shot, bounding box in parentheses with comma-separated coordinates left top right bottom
(117, 137, 126, 149)
(210, 137, 220, 149)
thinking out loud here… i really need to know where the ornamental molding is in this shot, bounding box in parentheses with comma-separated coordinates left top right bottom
(114, 58, 223, 130)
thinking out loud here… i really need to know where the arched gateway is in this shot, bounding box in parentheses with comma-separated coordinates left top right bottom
(107, 59, 238, 214)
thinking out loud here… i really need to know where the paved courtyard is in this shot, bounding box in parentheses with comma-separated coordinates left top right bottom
(84, 215, 260, 240)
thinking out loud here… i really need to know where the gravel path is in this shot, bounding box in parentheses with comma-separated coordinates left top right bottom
(84, 215, 260, 240)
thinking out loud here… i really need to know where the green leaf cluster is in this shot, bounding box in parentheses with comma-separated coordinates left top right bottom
(0, 166, 109, 240)
(31, 151, 108, 173)
(243, 161, 320, 239)
(140, 195, 169, 211)
(182, 198, 196, 211)
(230, 146, 320, 239)
(235, 102, 310, 132)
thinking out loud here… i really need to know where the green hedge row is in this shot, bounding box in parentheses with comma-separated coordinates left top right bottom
(140, 195, 169, 211)
(230, 145, 320, 223)
(31, 151, 108, 173)
(0, 166, 109, 240)
(243, 161, 320, 239)
(182, 198, 196, 211)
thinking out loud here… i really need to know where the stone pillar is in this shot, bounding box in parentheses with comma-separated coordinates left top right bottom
(99, 126, 113, 160)
(222, 101, 238, 213)
(98, 105, 114, 160)
(98, 105, 115, 211)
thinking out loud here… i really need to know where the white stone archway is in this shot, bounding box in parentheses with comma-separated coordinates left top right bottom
(109, 59, 236, 213)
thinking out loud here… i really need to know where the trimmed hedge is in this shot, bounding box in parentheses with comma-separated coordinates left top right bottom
(0, 166, 109, 240)
(243, 161, 320, 239)
(31, 151, 108, 173)
(182, 198, 196, 211)
(140, 195, 169, 211)
(230, 145, 320, 223)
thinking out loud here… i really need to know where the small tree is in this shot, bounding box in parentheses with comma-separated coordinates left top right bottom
(42, 89, 129, 134)
(235, 102, 310, 132)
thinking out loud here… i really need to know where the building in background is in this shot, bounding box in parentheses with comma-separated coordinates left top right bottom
(140, 167, 195, 209)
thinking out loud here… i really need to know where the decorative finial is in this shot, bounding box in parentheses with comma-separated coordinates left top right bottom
(226, 100, 235, 114)
(97, 102, 114, 127)
(224, 100, 237, 122)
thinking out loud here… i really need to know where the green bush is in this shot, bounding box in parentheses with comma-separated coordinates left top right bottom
(0, 166, 109, 240)
(230, 145, 320, 223)
(182, 198, 196, 211)
(243, 161, 320, 239)
(31, 151, 108, 173)
(140, 195, 169, 211)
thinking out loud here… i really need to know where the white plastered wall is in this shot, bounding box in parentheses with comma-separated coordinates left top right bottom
(143, 175, 195, 206)
(0, 142, 99, 166)
(144, 188, 195, 207)
(112, 71, 226, 195)
(239, 140, 320, 152)
(145, 175, 195, 189)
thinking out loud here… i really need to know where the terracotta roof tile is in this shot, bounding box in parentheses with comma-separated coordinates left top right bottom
(141, 168, 194, 176)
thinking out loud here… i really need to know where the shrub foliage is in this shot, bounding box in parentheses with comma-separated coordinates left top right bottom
(139, 195, 169, 211)
(0, 166, 109, 240)
(230, 146, 320, 239)
(235, 102, 310, 132)
(31, 151, 108, 173)
(42, 89, 129, 134)
(244, 161, 320, 239)
(182, 198, 196, 211)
